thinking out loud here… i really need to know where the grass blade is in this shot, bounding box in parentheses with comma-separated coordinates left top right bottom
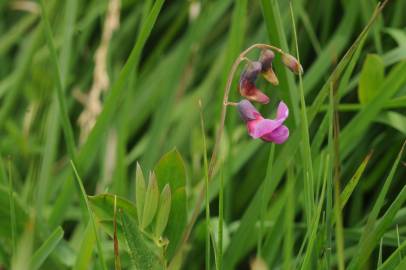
(30, 226, 64, 270)
(70, 161, 107, 270)
(349, 140, 406, 269)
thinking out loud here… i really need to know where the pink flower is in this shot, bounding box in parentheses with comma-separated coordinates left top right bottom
(239, 61, 270, 104)
(237, 99, 289, 144)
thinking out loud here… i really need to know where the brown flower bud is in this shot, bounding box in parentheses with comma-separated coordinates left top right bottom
(281, 53, 303, 75)
(259, 49, 279, 86)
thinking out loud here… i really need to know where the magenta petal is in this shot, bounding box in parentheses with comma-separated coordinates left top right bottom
(276, 101, 289, 121)
(237, 99, 260, 121)
(261, 125, 289, 144)
(247, 118, 281, 139)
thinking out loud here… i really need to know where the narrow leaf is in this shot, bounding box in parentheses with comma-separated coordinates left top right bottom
(340, 152, 372, 209)
(136, 162, 146, 225)
(113, 196, 121, 270)
(30, 226, 64, 270)
(154, 149, 187, 259)
(141, 172, 159, 229)
(154, 184, 172, 237)
(358, 54, 384, 104)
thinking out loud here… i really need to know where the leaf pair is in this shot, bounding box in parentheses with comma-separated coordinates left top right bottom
(136, 163, 172, 238)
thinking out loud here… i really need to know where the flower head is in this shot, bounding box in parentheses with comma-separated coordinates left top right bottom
(237, 99, 289, 144)
(259, 49, 279, 86)
(239, 61, 270, 104)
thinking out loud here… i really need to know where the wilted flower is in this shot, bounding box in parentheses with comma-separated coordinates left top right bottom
(281, 53, 303, 75)
(259, 49, 279, 86)
(239, 61, 270, 104)
(237, 99, 289, 144)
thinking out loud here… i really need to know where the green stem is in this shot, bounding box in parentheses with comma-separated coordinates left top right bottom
(199, 100, 211, 270)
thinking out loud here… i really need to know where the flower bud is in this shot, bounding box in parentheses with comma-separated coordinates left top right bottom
(241, 61, 262, 81)
(237, 99, 260, 121)
(281, 53, 303, 75)
(239, 61, 270, 104)
(259, 49, 279, 85)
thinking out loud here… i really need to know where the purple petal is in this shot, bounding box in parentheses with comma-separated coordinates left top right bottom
(239, 80, 270, 104)
(259, 49, 275, 71)
(247, 118, 281, 139)
(237, 99, 260, 121)
(261, 125, 289, 144)
(276, 101, 289, 121)
(240, 61, 262, 82)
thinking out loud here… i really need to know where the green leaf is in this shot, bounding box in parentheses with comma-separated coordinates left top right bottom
(358, 54, 384, 104)
(141, 172, 159, 230)
(136, 162, 146, 225)
(89, 193, 137, 225)
(154, 184, 172, 238)
(11, 218, 34, 270)
(154, 149, 186, 190)
(73, 221, 96, 270)
(70, 161, 107, 270)
(349, 141, 406, 269)
(120, 210, 161, 270)
(0, 185, 28, 238)
(340, 152, 372, 209)
(377, 111, 406, 135)
(30, 226, 64, 270)
(154, 149, 187, 259)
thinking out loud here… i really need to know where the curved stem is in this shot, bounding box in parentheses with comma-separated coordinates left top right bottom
(171, 43, 286, 264)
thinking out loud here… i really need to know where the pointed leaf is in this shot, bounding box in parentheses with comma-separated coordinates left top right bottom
(154, 184, 172, 237)
(89, 194, 137, 222)
(141, 172, 159, 229)
(30, 226, 64, 270)
(154, 149, 187, 259)
(358, 54, 384, 104)
(340, 152, 372, 209)
(136, 163, 146, 224)
(0, 185, 28, 237)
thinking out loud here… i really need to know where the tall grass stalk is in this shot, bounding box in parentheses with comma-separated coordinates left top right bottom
(289, 1, 315, 227)
(7, 159, 16, 256)
(199, 100, 212, 270)
(70, 161, 107, 270)
(258, 144, 275, 257)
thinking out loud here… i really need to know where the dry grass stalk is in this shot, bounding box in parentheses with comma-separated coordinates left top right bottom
(76, 0, 120, 143)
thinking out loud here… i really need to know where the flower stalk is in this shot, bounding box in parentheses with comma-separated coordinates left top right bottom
(171, 43, 303, 264)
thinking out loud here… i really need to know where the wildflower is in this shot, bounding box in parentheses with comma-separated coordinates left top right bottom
(237, 99, 289, 144)
(239, 61, 270, 104)
(259, 49, 279, 85)
(281, 53, 303, 75)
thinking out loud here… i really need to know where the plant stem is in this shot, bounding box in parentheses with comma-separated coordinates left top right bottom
(199, 100, 211, 270)
(172, 43, 290, 262)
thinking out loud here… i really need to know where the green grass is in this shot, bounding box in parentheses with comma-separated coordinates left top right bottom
(0, 0, 405, 269)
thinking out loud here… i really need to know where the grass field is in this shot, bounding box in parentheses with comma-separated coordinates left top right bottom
(0, 0, 405, 269)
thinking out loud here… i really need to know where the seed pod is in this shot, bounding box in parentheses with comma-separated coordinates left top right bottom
(281, 53, 303, 75)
